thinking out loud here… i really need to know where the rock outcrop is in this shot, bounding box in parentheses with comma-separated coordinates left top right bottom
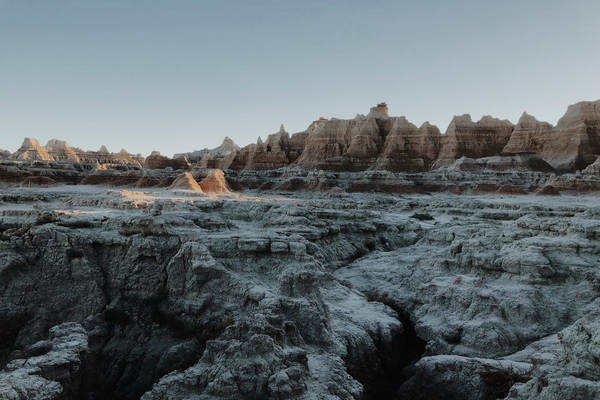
(434, 115, 514, 168)
(0, 322, 89, 400)
(11, 138, 53, 161)
(229, 126, 308, 170)
(295, 115, 384, 171)
(144, 151, 190, 170)
(541, 100, 600, 171)
(169, 172, 203, 192)
(9, 138, 145, 167)
(174, 136, 240, 168)
(503, 112, 553, 155)
(376, 118, 441, 171)
(198, 169, 230, 193)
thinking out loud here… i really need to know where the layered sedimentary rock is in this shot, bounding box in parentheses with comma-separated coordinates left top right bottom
(434, 115, 514, 168)
(376, 118, 441, 171)
(0, 149, 10, 158)
(447, 154, 554, 172)
(229, 126, 309, 170)
(174, 136, 240, 168)
(198, 169, 230, 193)
(144, 151, 190, 170)
(541, 100, 600, 172)
(11, 138, 53, 161)
(169, 172, 203, 192)
(503, 112, 553, 155)
(9, 138, 145, 167)
(295, 115, 384, 171)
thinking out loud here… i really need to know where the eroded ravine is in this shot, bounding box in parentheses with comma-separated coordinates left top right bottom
(1, 187, 600, 399)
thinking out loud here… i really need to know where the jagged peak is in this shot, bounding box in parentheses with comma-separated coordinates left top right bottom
(98, 145, 109, 154)
(367, 102, 389, 119)
(21, 137, 42, 149)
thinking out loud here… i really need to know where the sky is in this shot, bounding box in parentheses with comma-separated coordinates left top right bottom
(1, 0, 600, 157)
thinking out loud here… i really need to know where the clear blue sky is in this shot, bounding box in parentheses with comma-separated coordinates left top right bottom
(2, 0, 599, 156)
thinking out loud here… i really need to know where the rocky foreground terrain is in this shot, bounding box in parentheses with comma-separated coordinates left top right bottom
(0, 184, 599, 400)
(1, 99, 600, 399)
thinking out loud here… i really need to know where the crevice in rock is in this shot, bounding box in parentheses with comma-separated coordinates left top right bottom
(345, 292, 427, 400)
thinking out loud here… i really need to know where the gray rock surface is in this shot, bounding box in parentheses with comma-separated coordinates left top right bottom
(1, 185, 600, 399)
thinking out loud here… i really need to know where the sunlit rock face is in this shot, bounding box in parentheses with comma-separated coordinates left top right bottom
(11, 137, 54, 161)
(9, 138, 145, 167)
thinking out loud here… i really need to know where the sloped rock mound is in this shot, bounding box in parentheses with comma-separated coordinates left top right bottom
(198, 169, 230, 193)
(496, 185, 528, 195)
(21, 176, 57, 186)
(535, 185, 560, 196)
(169, 172, 203, 192)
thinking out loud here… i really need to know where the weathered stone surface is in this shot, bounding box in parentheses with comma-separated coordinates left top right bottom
(174, 136, 240, 169)
(11, 138, 53, 161)
(169, 172, 203, 192)
(0, 322, 89, 400)
(434, 115, 514, 168)
(144, 151, 190, 170)
(376, 118, 441, 171)
(198, 169, 230, 193)
(1, 185, 599, 399)
(503, 112, 553, 155)
(541, 100, 600, 172)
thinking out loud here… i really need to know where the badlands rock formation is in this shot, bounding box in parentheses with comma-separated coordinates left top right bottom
(502, 112, 553, 155)
(1, 186, 600, 400)
(2, 99, 600, 399)
(433, 115, 514, 168)
(144, 151, 190, 170)
(174, 136, 240, 168)
(9, 138, 145, 167)
(168, 172, 203, 191)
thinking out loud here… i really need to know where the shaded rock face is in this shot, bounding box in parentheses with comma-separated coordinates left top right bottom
(502, 101, 600, 172)
(503, 112, 553, 155)
(541, 100, 600, 172)
(0, 322, 89, 400)
(229, 126, 308, 170)
(376, 118, 441, 171)
(295, 116, 384, 171)
(144, 152, 190, 170)
(174, 137, 240, 169)
(434, 115, 514, 168)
